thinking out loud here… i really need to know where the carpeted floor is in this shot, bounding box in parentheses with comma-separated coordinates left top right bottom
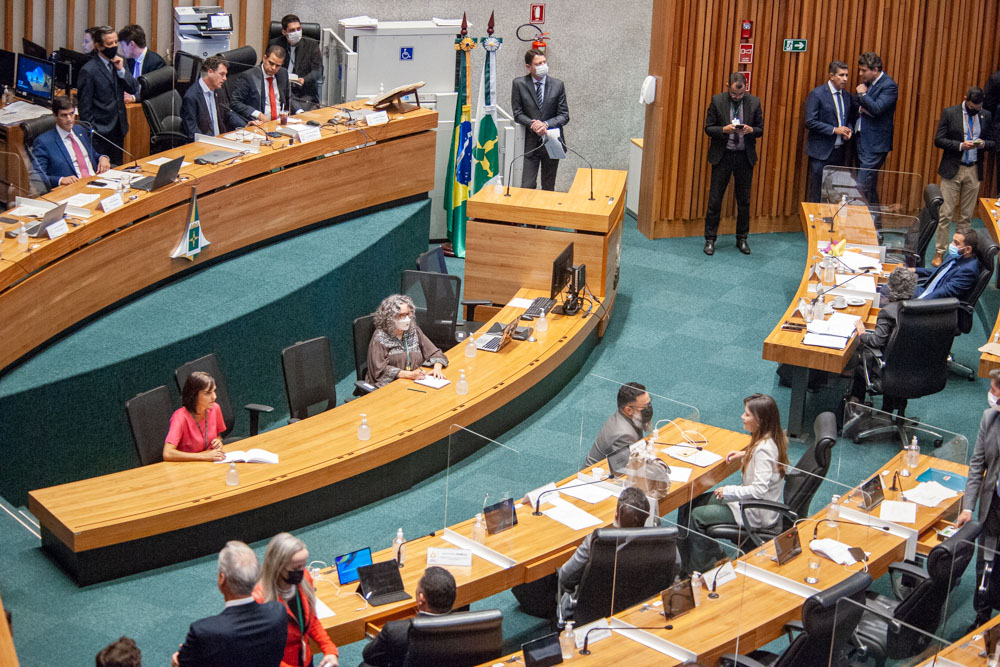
(0, 214, 996, 664)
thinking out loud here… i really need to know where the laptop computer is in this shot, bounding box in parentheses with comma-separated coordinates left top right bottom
(334, 546, 373, 586)
(475, 320, 517, 353)
(25, 203, 67, 237)
(131, 155, 184, 192)
(355, 560, 412, 606)
(859, 474, 885, 511)
(522, 632, 563, 667)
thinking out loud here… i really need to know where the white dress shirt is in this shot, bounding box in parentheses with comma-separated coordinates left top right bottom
(57, 126, 95, 177)
(198, 77, 220, 135)
(827, 81, 847, 146)
(255, 64, 282, 120)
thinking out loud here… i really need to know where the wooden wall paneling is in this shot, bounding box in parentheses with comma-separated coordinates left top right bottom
(150, 0, 157, 52)
(261, 0, 270, 50)
(238, 0, 247, 47)
(45, 0, 55, 51)
(67, 0, 76, 51)
(24, 0, 34, 42)
(87, 0, 95, 31)
(4, 1, 12, 52)
(129, 0, 136, 23)
(108, 0, 116, 32)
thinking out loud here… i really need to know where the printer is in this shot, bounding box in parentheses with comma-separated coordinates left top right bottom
(173, 6, 233, 58)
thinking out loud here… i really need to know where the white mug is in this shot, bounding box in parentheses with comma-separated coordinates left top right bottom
(833, 294, 847, 308)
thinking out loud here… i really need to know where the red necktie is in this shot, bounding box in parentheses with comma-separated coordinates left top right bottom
(68, 132, 91, 177)
(267, 76, 278, 121)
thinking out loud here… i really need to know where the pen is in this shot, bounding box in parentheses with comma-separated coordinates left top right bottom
(407, 388, 427, 393)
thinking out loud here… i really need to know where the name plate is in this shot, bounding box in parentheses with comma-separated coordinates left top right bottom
(365, 110, 389, 126)
(100, 193, 124, 212)
(426, 547, 472, 567)
(45, 219, 69, 239)
(297, 126, 322, 143)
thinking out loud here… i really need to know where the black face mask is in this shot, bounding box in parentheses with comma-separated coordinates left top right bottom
(285, 568, 305, 586)
(101, 46, 119, 61)
(968, 107, 980, 116)
(640, 404, 654, 425)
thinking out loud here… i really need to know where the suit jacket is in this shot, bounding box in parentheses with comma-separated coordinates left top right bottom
(859, 301, 900, 352)
(586, 410, 643, 465)
(854, 72, 898, 154)
(804, 83, 857, 160)
(935, 103, 995, 179)
(176, 600, 287, 667)
(229, 65, 294, 123)
(914, 253, 979, 301)
(126, 49, 166, 78)
(965, 408, 1000, 521)
(30, 126, 103, 190)
(705, 92, 764, 166)
(985, 70, 1000, 118)
(511, 74, 569, 152)
(268, 35, 323, 101)
(77, 56, 137, 137)
(360, 612, 446, 667)
(181, 78, 241, 140)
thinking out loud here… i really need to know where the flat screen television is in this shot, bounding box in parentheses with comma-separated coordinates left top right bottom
(14, 53, 54, 107)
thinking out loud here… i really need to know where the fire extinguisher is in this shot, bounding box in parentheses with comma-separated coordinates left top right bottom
(517, 24, 550, 54)
(532, 32, 550, 53)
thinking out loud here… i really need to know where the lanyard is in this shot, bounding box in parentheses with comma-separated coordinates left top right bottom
(730, 100, 742, 121)
(292, 587, 308, 665)
(965, 110, 979, 141)
(403, 330, 412, 371)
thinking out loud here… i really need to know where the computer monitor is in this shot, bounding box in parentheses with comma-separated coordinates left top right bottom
(14, 54, 54, 107)
(550, 242, 574, 302)
(56, 48, 91, 89)
(21, 38, 48, 60)
(0, 49, 15, 89)
(334, 546, 373, 585)
(53, 60, 71, 91)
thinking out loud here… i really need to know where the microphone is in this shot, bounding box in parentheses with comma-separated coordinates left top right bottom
(579, 625, 669, 655)
(504, 137, 550, 197)
(705, 562, 729, 599)
(75, 120, 140, 172)
(823, 198, 850, 231)
(814, 266, 874, 304)
(563, 144, 595, 201)
(533, 475, 611, 516)
(802, 517, 891, 541)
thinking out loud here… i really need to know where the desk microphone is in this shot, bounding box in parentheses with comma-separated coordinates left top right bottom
(563, 144, 595, 201)
(822, 198, 850, 231)
(796, 517, 890, 541)
(579, 625, 669, 655)
(532, 475, 611, 516)
(814, 266, 874, 303)
(705, 562, 730, 599)
(75, 121, 140, 172)
(504, 138, 550, 197)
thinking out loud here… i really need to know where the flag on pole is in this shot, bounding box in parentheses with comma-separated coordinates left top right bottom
(444, 13, 476, 258)
(170, 187, 210, 260)
(473, 13, 502, 194)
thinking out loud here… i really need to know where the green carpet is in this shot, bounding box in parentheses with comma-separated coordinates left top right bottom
(0, 214, 995, 664)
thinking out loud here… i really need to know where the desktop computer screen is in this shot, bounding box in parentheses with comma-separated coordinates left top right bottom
(14, 54, 54, 106)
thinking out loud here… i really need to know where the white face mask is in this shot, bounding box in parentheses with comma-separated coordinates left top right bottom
(396, 317, 411, 331)
(533, 63, 548, 78)
(989, 390, 999, 410)
(286, 29, 302, 45)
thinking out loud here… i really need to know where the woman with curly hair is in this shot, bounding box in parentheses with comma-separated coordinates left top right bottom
(366, 294, 448, 388)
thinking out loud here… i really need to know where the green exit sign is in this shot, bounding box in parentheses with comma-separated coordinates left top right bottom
(783, 39, 807, 52)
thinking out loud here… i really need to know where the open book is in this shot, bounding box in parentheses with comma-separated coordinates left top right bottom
(215, 448, 279, 464)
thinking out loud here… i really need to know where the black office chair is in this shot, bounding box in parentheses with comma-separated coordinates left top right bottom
(401, 609, 503, 667)
(881, 183, 943, 268)
(949, 234, 999, 379)
(172, 51, 202, 97)
(174, 353, 273, 438)
(851, 520, 981, 666)
(559, 526, 678, 628)
(140, 71, 187, 153)
(708, 411, 837, 550)
(19, 115, 57, 195)
(416, 247, 490, 336)
(401, 270, 463, 350)
(125, 385, 173, 466)
(217, 45, 258, 77)
(268, 21, 322, 43)
(137, 65, 175, 100)
(352, 314, 377, 396)
(281, 336, 337, 422)
(845, 298, 958, 445)
(720, 571, 872, 667)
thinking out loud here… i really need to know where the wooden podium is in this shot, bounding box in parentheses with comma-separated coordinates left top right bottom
(465, 168, 626, 320)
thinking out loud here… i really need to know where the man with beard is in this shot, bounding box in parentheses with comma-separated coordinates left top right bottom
(586, 382, 651, 465)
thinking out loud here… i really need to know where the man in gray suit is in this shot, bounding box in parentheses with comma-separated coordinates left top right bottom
(511, 49, 569, 190)
(586, 382, 651, 465)
(958, 368, 1000, 629)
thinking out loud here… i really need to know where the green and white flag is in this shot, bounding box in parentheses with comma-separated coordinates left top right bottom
(473, 29, 502, 193)
(171, 187, 210, 261)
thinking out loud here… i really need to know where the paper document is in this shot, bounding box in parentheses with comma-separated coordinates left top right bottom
(526, 482, 557, 509)
(557, 481, 614, 504)
(832, 273, 878, 297)
(879, 500, 917, 524)
(57, 193, 100, 207)
(802, 333, 849, 349)
(543, 129, 565, 159)
(508, 297, 534, 308)
(413, 376, 450, 389)
(703, 560, 737, 589)
(902, 481, 958, 508)
(980, 342, 1000, 356)
(314, 598, 335, 619)
(664, 446, 722, 468)
(7, 205, 48, 218)
(147, 157, 192, 167)
(837, 250, 882, 272)
(668, 466, 692, 483)
(542, 497, 602, 531)
(215, 448, 279, 464)
(809, 538, 859, 565)
(340, 15, 378, 28)
(807, 312, 860, 338)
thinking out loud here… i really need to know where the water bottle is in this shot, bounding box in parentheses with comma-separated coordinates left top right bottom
(560, 621, 576, 659)
(810, 295, 826, 322)
(226, 463, 239, 486)
(456, 370, 469, 395)
(471, 513, 487, 544)
(493, 176, 503, 195)
(17, 225, 28, 247)
(826, 494, 840, 527)
(821, 256, 836, 287)
(536, 312, 549, 333)
(465, 336, 477, 357)
(357, 414, 370, 441)
(392, 528, 406, 566)
(907, 436, 920, 470)
(838, 194, 848, 220)
(691, 572, 703, 606)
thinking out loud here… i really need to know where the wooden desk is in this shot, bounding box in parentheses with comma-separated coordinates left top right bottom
(917, 611, 1000, 665)
(0, 103, 437, 374)
(28, 287, 613, 584)
(977, 198, 1000, 379)
(763, 202, 881, 436)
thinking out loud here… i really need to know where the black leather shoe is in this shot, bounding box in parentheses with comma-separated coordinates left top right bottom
(736, 238, 751, 254)
(703, 239, 715, 256)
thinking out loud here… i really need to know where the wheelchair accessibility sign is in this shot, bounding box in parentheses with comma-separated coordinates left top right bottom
(400, 47, 414, 61)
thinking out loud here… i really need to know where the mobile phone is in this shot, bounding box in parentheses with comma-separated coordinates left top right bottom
(847, 546, 867, 562)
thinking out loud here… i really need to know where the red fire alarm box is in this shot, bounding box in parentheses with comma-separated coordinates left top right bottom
(738, 44, 753, 64)
(530, 4, 545, 24)
(740, 20, 752, 40)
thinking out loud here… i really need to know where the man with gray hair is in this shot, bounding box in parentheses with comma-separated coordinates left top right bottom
(172, 541, 286, 667)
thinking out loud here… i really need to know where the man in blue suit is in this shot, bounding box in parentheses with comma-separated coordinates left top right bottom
(30, 95, 110, 190)
(172, 541, 286, 667)
(912, 227, 980, 301)
(853, 52, 897, 209)
(804, 61, 855, 202)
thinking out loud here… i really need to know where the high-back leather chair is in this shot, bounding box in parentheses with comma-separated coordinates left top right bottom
(352, 314, 376, 396)
(125, 385, 174, 466)
(281, 336, 337, 422)
(174, 353, 273, 438)
(19, 115, 57, 194)
(401, 270, 462, 351)
(402, 609, 503, 667)
(172, 51, 202, 97)
(140, 76, 187, 153)
(217, 45, 258, 77)
(415, 247, 489, 335)
(137, 65, 176, 100)
(884, 183, 943, 268)
(268, 21, 322, 43)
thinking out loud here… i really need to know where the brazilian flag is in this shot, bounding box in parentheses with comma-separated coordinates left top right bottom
(444, 43, 473, 258)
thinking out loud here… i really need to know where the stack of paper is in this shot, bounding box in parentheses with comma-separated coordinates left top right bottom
(879, 500, 917, 524)
(803, 312, 860, 349)
(557, 481, 614, 504)
(542, 497, 602, 531)
(0, 101, 50, 126)
(903, 481, 959, 508)
(414, 376, 450, 389)
(837, 250, 882, 272)
(829, 273, 878, 300)
(664, 446, 722, 468)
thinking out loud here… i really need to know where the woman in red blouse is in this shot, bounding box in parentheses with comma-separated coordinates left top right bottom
(162, 371, 227, 462)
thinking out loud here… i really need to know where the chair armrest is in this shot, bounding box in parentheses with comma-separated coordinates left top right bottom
(244, 403, 274, 437)
(718, 653, 769, 667)
(461, 299, 492, 321)
(888, 561, 930, 600)
(354, 380, 376, 395)
(738, 500, 798, 545)
(288, 417, 301, 424)
(782, 619, 804, 642)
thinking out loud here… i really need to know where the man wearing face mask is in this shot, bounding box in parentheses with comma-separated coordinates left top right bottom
(853, 52, 897, 210)
(932, 87, 995, 267)
(910, 227, 980, 302)
(957, 368, 1000, 629)
(268, 14, 323, 109)
(586, 382, 652, 466)
(77, 26, 138, 165)
(511, 49, 569, 190)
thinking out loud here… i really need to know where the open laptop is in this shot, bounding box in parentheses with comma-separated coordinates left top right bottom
(475, 320, 517, 353)
(334, 546, 373, 586)
(25, 203, 67, 237)
(131, 155, 184, 192)
(355, 560, 412, 606)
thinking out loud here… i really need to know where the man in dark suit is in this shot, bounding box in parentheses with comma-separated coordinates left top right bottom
(118, 24, 165, 102)
(853, 52, 898, 209)
(360, 566, 456, 667)
(586, 381, 651, 465)
(511, 48, 569, 191)
(77, 26, 137, 165)
(30, 95, 110, 190)
(932, 87, 994, 266)
(181, 55, 243, 140)
(703, 72, 764, 256)
(804, 60, 855, 203)
(912, 227, 980, 301)
(229, 44, 297, 125)
(268, 14, 323, 109)
(172, 541, 286, 667)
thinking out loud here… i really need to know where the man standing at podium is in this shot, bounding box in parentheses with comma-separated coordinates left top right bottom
(511, 49, 569, 190)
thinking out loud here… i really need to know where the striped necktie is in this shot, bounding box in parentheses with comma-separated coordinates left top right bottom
(535, 81, 543, 109)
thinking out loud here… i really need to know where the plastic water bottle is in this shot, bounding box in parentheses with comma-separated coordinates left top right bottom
(17, 225, 28, 247)
(691, 572, 703, 606)
(907, 436, 920, 470)
(471, 513, 486, 544)
(838, 194, 848, 220)
(826, 494, 840, 527)
(560, 621, 576, 659)
(456, 370, 469, 395)
(357, 414, 370, 441)
(226, 463, 239, 486)
(494, 176, 503, 195)
(536, 311, 549, 333)
(465, 336, 477, 358)
(392, 528, 406, 566)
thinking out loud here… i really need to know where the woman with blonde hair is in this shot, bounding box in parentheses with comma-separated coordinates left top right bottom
(255, 533, 339, 667)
